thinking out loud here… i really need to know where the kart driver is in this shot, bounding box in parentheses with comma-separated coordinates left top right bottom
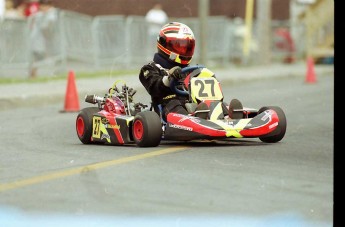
(139, 21, 243, 121)
(139, 22, 209, 121)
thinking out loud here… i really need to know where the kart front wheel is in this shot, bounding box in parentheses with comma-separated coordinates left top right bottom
(258, 106, 287, 143)
(76, 107, 99, 144)
(132, 111, 162, 147)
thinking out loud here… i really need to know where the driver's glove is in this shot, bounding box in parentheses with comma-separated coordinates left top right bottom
(168, 66, 182, 80)
(162, 66, 182, 87)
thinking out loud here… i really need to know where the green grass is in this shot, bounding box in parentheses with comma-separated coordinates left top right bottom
(0, 69, 138, 85)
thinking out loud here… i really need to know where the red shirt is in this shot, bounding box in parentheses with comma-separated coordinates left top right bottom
(24, 2, 40, 17)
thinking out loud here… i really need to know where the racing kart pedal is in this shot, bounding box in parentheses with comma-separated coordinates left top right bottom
(228, 99, 244, 119)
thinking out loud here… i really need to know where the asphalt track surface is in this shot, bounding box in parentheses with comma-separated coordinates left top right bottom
(0, 72, 334, 226)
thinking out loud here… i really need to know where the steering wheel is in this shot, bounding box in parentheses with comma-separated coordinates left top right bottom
(169, 65, 205, 96)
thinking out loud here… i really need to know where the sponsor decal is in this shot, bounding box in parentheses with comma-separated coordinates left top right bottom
(261, 110, 272, 121)
(169, 123, 193, 131)
(101, 133, 110, 140)
(173, 114, 201, 123)
(101, 118, 109, 124)
(104, 124, 120, 129)
(226, 120, 234, 125)
(163, 94, 176, 100)
(269, 122, 278, 129)
(106, 102, 115, 113)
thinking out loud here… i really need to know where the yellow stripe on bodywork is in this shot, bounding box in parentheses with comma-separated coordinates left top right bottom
(116, 116, 134, 126)
(198, 68, 215, 78)
(100, 123, 110, 143)
(125, 116, 134, 125)
(211, 118, 251, 138)
(209, 103, 223, 121)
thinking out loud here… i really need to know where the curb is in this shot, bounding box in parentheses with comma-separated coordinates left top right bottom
(0, 63, 334, 111)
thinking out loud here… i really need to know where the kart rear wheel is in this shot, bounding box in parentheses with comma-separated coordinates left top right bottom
(258, 106, 287, 143)
(132, 111, 162, 147)
(76, 107, 99, 144)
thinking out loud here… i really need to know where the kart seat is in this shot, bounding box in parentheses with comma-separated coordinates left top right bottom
(185, 102, 209, 119)
(185, 103, 197, 114)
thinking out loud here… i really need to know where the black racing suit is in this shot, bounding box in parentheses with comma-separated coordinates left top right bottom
(139, 53, 188, 121)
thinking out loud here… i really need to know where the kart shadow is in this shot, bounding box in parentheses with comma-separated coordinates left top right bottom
(159, 139, 270, 147)
(74, 139, 272, 148)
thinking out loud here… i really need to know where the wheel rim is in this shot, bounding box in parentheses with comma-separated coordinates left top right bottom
(76, 117, 85, 137)
(133, 120, 144, 140)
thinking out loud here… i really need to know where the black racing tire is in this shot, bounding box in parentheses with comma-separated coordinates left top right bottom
(258, 106, 287, 143)
(132, 111, 162, 147)
(76, 107, 99, 144)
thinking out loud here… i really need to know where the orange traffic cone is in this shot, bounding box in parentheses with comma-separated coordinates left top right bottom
(305, 57, 317, 84)
(61, 70, 80, 112)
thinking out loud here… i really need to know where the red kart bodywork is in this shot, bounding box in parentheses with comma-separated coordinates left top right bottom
(163, 108, 280, 141)
(76, 66, 287, 147)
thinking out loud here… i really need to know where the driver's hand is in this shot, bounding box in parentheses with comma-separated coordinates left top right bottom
(168, 66, 182, 80)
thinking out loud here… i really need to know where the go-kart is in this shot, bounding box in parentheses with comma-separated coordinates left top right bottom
(76, 65, 287, 147)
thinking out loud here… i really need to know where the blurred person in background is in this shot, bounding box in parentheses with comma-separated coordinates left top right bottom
(145, 3, 168, 52)
(24, 0, 39, 17)
(28, 0, 57, 78)
(0, 0, 5, 20)
(4, 0, 25, 19)
(232, 17, 258, 65)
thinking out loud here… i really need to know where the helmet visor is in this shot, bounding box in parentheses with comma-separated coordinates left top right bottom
(166, 37, 195, 57)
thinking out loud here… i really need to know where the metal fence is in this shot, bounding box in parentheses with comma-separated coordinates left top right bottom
(0, 18, 30, 70)
(0, 9, 295, 78)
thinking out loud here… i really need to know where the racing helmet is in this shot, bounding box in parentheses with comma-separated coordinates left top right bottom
(157, 22, 195, 66)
